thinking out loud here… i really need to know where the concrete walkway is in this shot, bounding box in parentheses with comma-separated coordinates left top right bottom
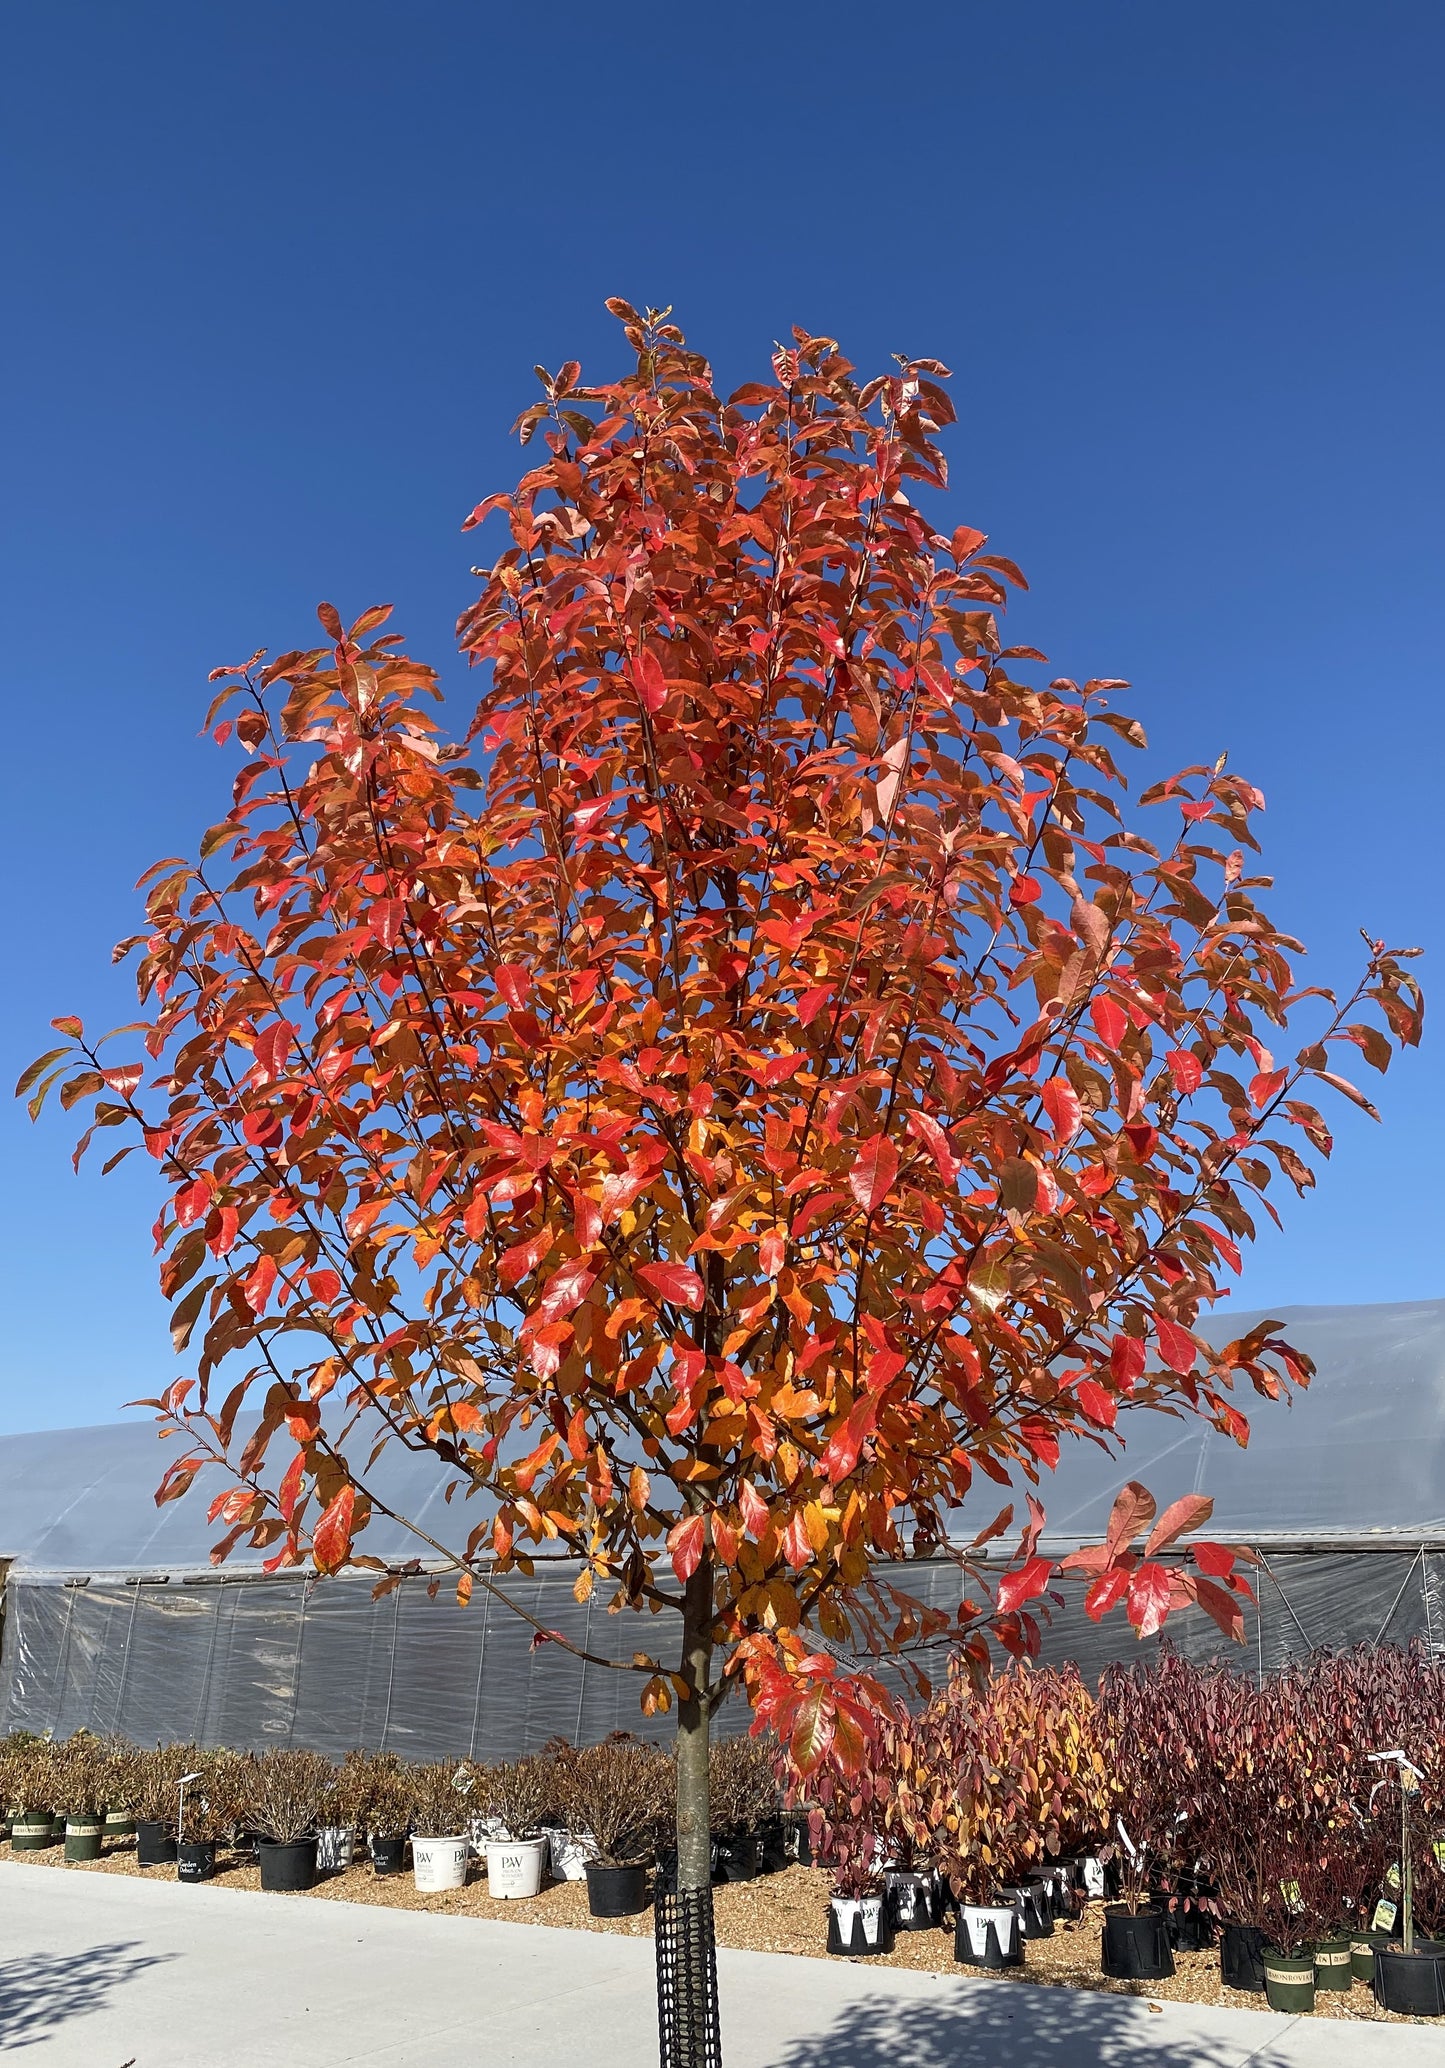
(0, 1859, 1436, 2066)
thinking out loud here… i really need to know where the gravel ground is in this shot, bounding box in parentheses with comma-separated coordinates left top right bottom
(13, 1841, 1433, 2025)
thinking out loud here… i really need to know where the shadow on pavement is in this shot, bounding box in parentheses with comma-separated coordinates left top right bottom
(0, 1939, 174, 2052)
(768, 1982, 1264, 2068)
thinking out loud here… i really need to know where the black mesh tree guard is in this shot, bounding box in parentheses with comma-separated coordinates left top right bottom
(655, 1881, 723, 2068)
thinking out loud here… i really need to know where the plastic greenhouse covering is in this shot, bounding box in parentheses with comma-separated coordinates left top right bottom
(0, 1299, 1441, 1757)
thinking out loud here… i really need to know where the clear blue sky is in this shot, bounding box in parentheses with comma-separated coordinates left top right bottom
(2, 2, 1441, 1433)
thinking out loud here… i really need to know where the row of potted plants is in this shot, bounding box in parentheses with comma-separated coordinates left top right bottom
(792, 1643, 1445, 2017)
(0, 1729, 785, 1917)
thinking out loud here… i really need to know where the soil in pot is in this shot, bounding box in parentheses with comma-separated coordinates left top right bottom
(585, 1861, 649, 1917)
(485, 1836, 547, 1899)
(826, 1895, 891, 1956)
(955, 1902, 1024, 1969)
(370, 1833, 408, 1876)
(413, 1837, 469, 1893)
(63, 1818, 103, 1863)
(1263, 1950, 1316, 2014)
(136, 1821, 178, 1868)
(1102, 1906, 1176, 1982)
(1220, 1922, 1267, 1993)
(1374, 1944, 1445, 2018)
(258, 1837, 318, 1892)
(177, 1840, 217, 1883)
(1313, 1935, 1352, 1993)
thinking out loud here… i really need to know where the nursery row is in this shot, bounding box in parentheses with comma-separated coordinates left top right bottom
(794, 1641, 1445, 2018)
(0, 1729, 785, 1913)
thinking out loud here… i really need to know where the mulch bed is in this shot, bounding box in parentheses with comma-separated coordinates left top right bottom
(8, 1843, 1432, 2023)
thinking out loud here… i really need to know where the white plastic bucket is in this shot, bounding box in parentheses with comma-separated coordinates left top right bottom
(315, 1825, 356, 1872)
(962, 1903, 1019, 1959)
(485, 1836, 547, 1899)
(548, 1828, 595, 1881)
(412, 1836, 469, 1892)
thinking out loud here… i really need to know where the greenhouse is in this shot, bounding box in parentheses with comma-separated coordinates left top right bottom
(0, 1296, 1440, 1758)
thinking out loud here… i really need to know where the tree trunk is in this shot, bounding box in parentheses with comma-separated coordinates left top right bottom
(657, 1552, 721, 2068)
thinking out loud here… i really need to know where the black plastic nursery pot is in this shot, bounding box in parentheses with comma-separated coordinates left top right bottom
(1101, 1905, 1176, 1982)
(585, 1862, 649, 1918)
(1351, 1929, 1398, 1984)
(954, 1903, 1024, 1970)
(370, 1833, 409, 1876)
(177, 1840, 217, 1883)
(884, 1869, 939, 1933)
(1219, 1923, 1267, 1994)
(712, 1834, 760, 1884)
(1002, 1882, 1053, 1941)
(758, 1818, 789, 1875)
(136, 1821, 178, 1868)
(1312, 1935, 1352, 1993)
(9, 1815, 55, 1853)
(64, 1818, 104, 1863)
(1263, 1950, 1316, 2014)
(826, 1895, 893, 1957)
(1374, 1944, 1445, 2018)
(258, 1837, 318, 1893)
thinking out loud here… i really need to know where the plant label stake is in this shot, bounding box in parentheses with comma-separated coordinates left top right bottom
(1368, 1749, 1424, 1953)
(175, 1771, 202, 1846)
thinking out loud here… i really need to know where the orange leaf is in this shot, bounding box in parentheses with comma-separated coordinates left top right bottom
(312, 1484, 355, 1573)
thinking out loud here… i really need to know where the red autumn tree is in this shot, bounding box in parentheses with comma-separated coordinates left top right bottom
(24, 306, 1418, 2055)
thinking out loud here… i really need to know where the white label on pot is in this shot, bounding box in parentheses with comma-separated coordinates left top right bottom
(1372, 1899, 1398, 1932)
(413, 1838, 468, 1893)
(1082, 1857, 1106, 1897)
(859, 1897, 882, 1947)
(831, 1898, 859, 1943)
(962, 1904, 1016, 1958)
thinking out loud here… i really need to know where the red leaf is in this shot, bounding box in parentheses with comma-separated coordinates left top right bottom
(1090, 997, 1128, 1048)
(904, 1109, 961, 1183)
(1155, 1316, 1199, 1374)
(1105, 1480, 1157, 1557)
(243, 1254, 278, 1316)
(848, 1135, 900, 1215)
(1073, 1379, 1117, 1429)
(1110, 1334, 1145, 1390)
(1168, 1050, 1203, 1094)
(1192, 1539, 1238, 1578)
(637, 1260, 705, 1312)
(175, 1179, 213, 1227)
(739, 1481, 769, 1538)
(1193, 1574, 1246, 1644)
(780, 1511, 812, 1569)
(1083, 1566, 1133, 1620)
(1009, 874, 1041, 906)
(996, 1555, 1055, 1615)
(500, 1228, 554, 1288)
(796, 984, 835, 1028)
(495, 964, 531, 1009)
(1143, 1493, 1214, 1558)
(633, 650, 668, 714)
(1040, 1077, 1082, 1141)
(1249, 1068, 1289, 1107)
(667, 1514, 705, 1584)
(788, 1687, 836, 1777)
(312, 1484, 355, 1573)
(822, 1399, 876, 1485)
(278, 1449, 306, 1525)
(1126, 1560, 1173, 1637)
